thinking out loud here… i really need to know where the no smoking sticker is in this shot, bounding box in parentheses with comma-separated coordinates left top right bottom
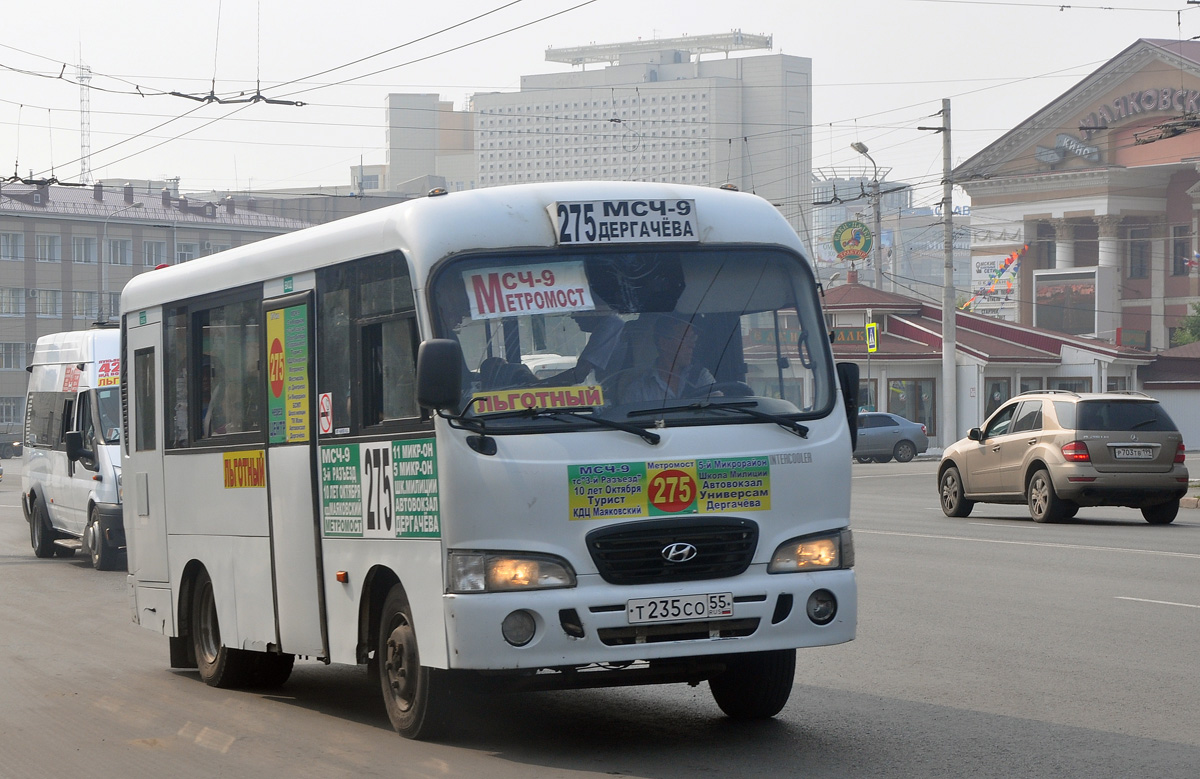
(318, 392, 333, 435)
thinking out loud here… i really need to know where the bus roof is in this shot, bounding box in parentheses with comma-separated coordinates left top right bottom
(120, 182, 808, 313)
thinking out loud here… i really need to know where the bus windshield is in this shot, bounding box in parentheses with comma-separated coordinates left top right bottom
(430, 247, 833, 428)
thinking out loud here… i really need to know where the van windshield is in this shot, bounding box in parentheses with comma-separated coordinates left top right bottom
(97, 387, 122, 444)
(429, 247, 833, 429)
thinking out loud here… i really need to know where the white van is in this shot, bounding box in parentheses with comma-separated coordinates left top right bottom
(23, 326, 126, 570)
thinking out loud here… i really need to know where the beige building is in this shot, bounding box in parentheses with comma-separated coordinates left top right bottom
(956, 39, 1200, 351)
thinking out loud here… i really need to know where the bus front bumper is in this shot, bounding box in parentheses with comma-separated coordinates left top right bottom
(443, 567, 856, 671)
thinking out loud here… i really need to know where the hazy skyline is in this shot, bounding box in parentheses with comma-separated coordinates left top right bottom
(1, 0, 1196, 209)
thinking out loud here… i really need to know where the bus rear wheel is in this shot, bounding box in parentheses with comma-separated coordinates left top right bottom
(378, 584, 452, 740)
(708, 649, 796, 719)
(191, 568, 254, 688)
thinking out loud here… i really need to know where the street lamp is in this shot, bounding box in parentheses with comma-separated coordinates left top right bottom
(850, 142, 884, 290)
(99, 202, 143, 324)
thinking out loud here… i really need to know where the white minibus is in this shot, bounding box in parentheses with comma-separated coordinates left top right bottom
(121, 182, 860, 739)
(24, 326, 126, 569)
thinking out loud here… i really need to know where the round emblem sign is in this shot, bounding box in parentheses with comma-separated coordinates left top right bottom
(832, 220, 873, 261)
(269, 338, 285, 398)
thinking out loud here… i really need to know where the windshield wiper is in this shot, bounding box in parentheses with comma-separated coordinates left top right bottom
(629, 400, 809, 438)
(462, 406, 660, 445)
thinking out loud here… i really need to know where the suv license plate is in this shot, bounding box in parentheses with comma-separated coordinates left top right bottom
(627, 593, 734, 624)
(1114, 447, 1153, 460)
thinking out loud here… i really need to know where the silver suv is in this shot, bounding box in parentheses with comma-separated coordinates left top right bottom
(938, 391, 1189, 524)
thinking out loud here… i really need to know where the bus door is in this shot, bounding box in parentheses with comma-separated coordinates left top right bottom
(263, 292, 328, 658)
(125, 315, 169, 588)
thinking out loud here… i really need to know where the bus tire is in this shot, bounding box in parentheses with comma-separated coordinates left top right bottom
(1, 443, 13, 459)
(30, 499, 56, 558)
(84, 507, 119, 571)
(708, 649, 796, 719)
(191, 568, 254, 688)
(378, 584, 452, 740)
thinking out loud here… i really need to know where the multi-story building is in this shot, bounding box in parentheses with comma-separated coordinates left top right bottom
(367, 32, 815, 238)
(955, 38, 1200, 352)
(0, 180, 310, 431)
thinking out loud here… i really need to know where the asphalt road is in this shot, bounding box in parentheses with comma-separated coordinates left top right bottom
(1, 457, 1197, 778)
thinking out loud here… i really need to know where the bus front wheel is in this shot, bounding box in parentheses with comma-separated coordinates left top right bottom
(378, 584, 452, 740)
(708, 649, 796, 719)
(191, 568, 254, 688)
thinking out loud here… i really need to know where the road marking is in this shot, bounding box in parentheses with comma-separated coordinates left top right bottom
(856, 528, 1200, 559)
(970, 522, 1036, 529)
(1115, 596, 1200, 609)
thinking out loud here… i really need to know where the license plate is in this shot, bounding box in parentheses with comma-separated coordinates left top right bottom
(626, 593, 733, 624)
(1114, 447, 1153, 460)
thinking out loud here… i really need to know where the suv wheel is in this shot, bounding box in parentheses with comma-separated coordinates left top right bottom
(939, 466, 974, 518)
(1027, 469, 1067, 523)
(1141, 499, 1179, 525)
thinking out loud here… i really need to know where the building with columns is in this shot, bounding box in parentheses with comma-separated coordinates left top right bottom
(955, 39, 1199, 352)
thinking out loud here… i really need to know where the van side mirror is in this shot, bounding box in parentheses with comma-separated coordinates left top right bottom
(836, 362, 860, 451)
(416, 339, 465, 411)
(968, 427, 982, 441)
(64, 430, 93, 463)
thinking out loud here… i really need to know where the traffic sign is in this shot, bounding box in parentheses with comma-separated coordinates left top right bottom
(865, 322, 878, 353)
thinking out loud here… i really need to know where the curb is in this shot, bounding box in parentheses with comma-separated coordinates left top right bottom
(1183, 495, 1200, 510)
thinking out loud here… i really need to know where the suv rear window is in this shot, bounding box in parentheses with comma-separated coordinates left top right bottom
(1072, 400, 1177, 432)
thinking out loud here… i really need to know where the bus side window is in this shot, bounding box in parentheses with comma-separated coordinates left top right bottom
(361, 317, 419, 426)
(195, 298, 262, 440)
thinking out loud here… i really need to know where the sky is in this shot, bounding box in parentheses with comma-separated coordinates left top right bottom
(1, 0, 1197, 209)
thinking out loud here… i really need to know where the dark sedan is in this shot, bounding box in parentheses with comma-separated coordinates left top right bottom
(854, 412, 929, 463)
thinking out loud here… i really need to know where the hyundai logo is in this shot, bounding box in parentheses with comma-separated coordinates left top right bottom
(662, 542, 698, 563)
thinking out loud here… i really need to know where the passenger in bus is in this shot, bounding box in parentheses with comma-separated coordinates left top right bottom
(621, 315, 715, 403)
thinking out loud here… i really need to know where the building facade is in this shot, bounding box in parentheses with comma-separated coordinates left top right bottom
(955, 39, 1200, 351)
(0, 181, 310, 430)
(366, 32, 815, 239)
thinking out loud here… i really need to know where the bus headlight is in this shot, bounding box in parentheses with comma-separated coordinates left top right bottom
(768, 529, 853, 573)
(448, 551, 576, 593)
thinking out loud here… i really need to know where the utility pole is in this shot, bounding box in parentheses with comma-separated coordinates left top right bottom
(850, 142, 883, 289)
(921, 100, 955, 445)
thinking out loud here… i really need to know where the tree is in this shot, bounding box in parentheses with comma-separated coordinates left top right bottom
(1171, 302, 1200, 347)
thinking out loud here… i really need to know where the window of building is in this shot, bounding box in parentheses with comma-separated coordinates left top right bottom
(73, 236, 98, 264)
(0, 288, 24, 315)
(72, 291, 99, 319)
(177, 243, 198, 263)
(0, 342, 25, 370)
(36, 234, 61, 262)
(1019, 377, 1043, 393)
(0, 232, 23, 261)
(1172, 226, 1192, 276)
(32, 289, 62, 317)
(0, 397, 21, 425)
(1128, 228, 1149, 279)
(1048, 377, 1092, 392)
(144, 241, 167, 267)
(887, 378, 936, 436)
(107, 238, 132, 265)
(1106, 376, 1128, 392)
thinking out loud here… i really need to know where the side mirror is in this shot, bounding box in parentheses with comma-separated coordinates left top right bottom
(836, 362, 860, 451)
(64, 430, 93, 463)
(416, 339, 465, 411)
(968, 427, 982, 441)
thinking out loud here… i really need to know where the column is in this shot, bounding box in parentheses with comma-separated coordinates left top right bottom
(1095, 215, 1123, 341)
(1096, 215, 1123, 269)
(1051, 218, 1075, 268)
(1150, 218, 1167, 351)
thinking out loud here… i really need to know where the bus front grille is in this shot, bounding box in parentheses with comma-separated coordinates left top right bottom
(586, 517, 758, 585)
